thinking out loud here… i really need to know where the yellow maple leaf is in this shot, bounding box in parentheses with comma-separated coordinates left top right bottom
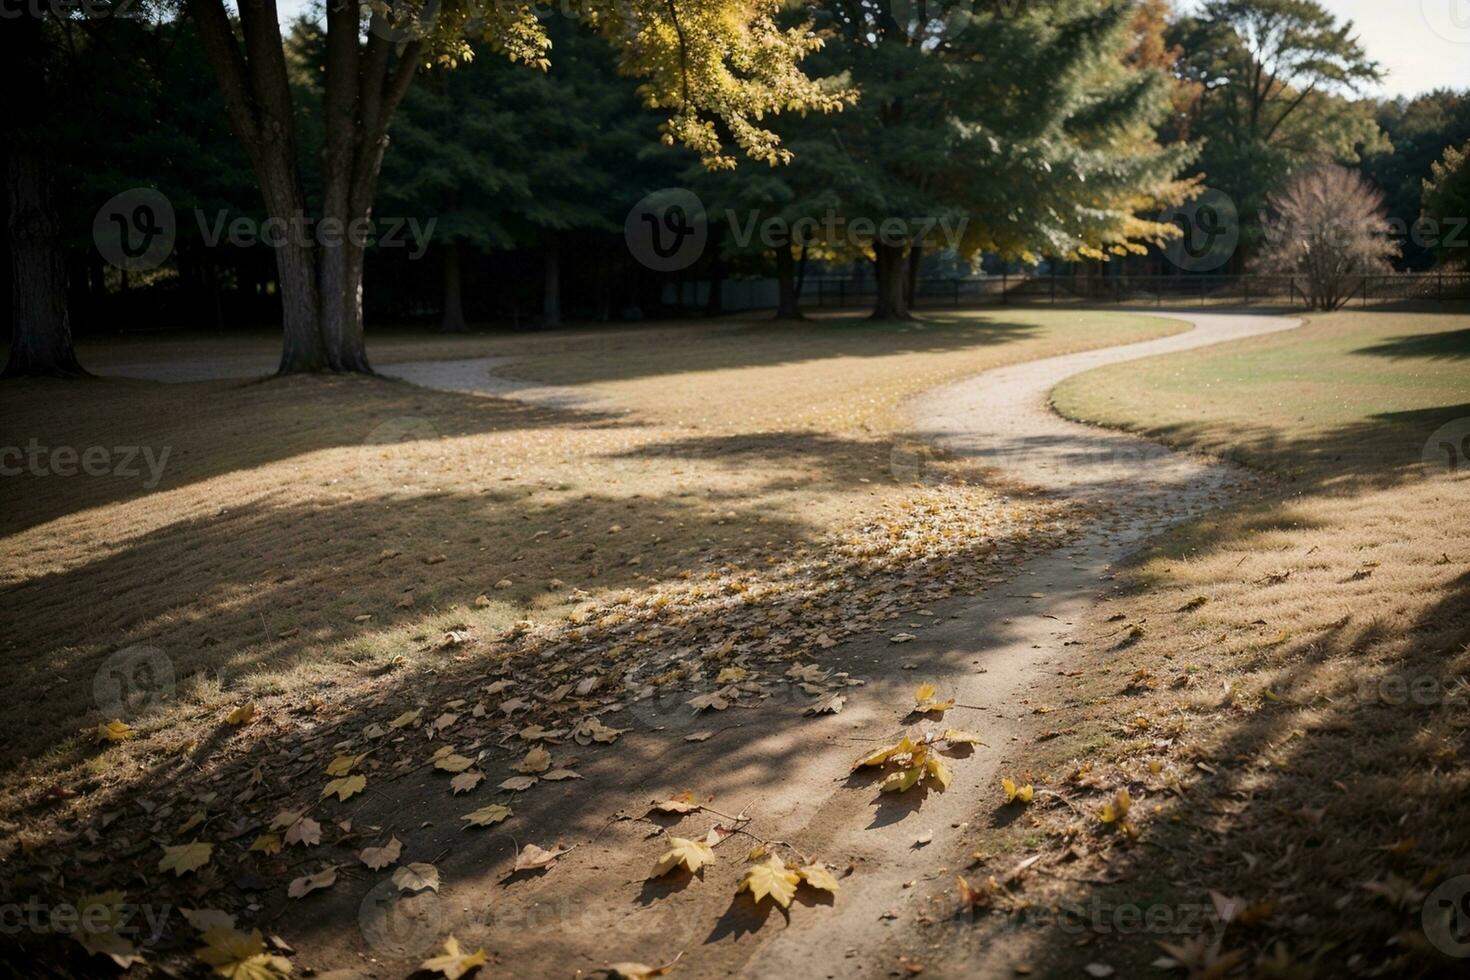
(925, 754, 952, 791)
(1002, 777, 1034, 804)
(97, 719, 134, 742)
(651, 836, 715, 877)
(738, 855, 800, 908)
(853, 736, 915, 770)
(249, 833, 282, 855)
(325, 753, 364, 776)
(913, 683, 956, 714)
(387, 709, 420, 729)
(880, 765, 925, 793)
(649, 791, 701, 814)
(435, 753, 475, 773)
(225, 703, 256, 726)
(1100, 787, 1132, 824)
(196, 927, 292, 978)
(796, 863, 840, 894)
(420, 936, 487, 980)
(461, 804, 512, 828)
(73, 892, 145, 968)
(321, 774, 366, 802)
(159, 840, 213, 876)
(514, 746, 551, 774)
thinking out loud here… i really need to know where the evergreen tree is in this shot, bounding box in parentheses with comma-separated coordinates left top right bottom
(1169, 0, 1385, 260)
(787, 0, 1193, 319)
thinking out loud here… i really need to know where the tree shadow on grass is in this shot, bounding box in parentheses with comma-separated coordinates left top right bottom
(1352, 328, 1470, 361)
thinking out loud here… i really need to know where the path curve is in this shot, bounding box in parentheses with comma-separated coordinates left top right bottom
(734, 311, 1303, 978)
(342, 310, 1300, 979)
(132, 311, 1301, 977)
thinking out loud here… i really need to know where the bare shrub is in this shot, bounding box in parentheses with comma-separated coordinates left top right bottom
(1253, 166, 1400, 310)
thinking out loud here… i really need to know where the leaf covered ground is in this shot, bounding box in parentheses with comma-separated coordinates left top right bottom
(0, 310, 1185, 975)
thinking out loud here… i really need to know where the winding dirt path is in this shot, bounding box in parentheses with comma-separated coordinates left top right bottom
(269, 310, 1303, 978)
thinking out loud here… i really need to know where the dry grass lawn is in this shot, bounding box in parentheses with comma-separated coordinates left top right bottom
(0, 310, 1180, 886)
(908, 309, 1470, 978)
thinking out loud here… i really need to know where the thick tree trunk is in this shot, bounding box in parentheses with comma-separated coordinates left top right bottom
(192, 0, 418, 375)
(441, 242, 466, 332)
(542, 232, 562, 327)
(4, 147, 86, 377)
(905, 244, 922, 309)
(870, 242, 912, 320)
(774, 246, 802, 320)
(2, 16, 86, 378)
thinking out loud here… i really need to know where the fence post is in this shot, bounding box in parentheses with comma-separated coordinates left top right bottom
(954, 278, 960, 307)
(1439, 273, 1444, 305)
(839, 279, 845, 308)
(1243, 275, 1250, 306)
(1001, 268, 1008, 305)
(1050, 273, 1057, 305)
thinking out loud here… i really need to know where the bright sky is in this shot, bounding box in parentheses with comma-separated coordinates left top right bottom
(1176, 0, 1469, 97)
(272, 0, 1467, 99)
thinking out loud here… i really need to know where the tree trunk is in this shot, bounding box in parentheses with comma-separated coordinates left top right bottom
(542, 231, 562, 327)
(191, 0, 419, 375)
(4, 147, 86, 377)
(905, 244, 923, 309)
(870, 242, 911, 320)
(441, 241, 467, 332)
(2, 15, 86, 378)
(774, 246, 802, 319)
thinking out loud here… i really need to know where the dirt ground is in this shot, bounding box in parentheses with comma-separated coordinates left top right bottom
(1, 309, 1183, 975)
(2, 307, 1464, 979)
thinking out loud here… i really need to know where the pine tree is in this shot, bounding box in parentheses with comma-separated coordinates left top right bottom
(787, 0, 1194, 318)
